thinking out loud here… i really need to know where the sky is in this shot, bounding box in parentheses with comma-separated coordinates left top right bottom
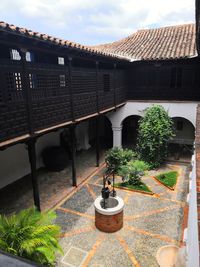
(0, 0, 195, 45)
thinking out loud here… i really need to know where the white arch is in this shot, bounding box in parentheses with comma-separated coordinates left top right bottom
(108, 101, 197, 128)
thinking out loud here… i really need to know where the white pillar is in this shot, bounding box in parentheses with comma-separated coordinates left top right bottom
(112, 126, 122, 147)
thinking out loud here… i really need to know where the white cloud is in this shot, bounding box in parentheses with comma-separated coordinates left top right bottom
(0, 0, 195, 44)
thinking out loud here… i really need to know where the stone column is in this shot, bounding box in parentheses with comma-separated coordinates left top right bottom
(112, 126, 122, 147)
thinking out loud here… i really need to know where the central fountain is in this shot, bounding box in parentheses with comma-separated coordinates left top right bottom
(94, 173, 124, 233)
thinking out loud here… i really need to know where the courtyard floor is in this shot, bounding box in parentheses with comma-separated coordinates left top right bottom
(0, 147, 105, 214)
(54, 162, 189, 267)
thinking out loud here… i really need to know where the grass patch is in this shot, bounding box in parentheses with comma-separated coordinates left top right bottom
(155, 171, 178, 189)
(115, 182, 153, 194)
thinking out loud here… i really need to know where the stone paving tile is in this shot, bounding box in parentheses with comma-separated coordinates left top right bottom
(88, 235, 134, 267)
(87, 183, 102, 197)
(61, 185, 94, 213)
(54, 162, 189, 267)
(124, 193, 176, 217)
(55, 209, 92, 233)
(120, 230, 168, 267)
(127, 206, 183, 241)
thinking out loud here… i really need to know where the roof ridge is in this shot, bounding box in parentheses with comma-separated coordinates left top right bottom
(0, 20, 125, 60)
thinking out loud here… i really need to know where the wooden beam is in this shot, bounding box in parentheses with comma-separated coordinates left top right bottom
(70, 125, 77, 186)
(27, 139, 41, 211)
(35, 120, 73, 135)
(96, 116, 100, 167)
(0, 134, 30, 149)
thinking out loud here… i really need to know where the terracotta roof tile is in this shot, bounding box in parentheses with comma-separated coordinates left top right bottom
(92, 24, 197, 61)
(0, 21, 197, 61)
(0, 21, 119, 60)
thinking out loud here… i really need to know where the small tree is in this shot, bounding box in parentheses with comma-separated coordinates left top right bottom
(105, 147, 123, 174)
(105, 147, 136, 174)
(137, 105, 174, 168)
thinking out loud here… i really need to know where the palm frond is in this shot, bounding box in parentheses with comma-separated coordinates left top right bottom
(0, 207, 63, 265)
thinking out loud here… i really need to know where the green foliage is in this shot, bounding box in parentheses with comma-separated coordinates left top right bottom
(115, 181, 152, 193)
(155, 171, 178, 188)
(118, 160, 149, 186)
(121, 149, 136, 166)
(0, 207, 63, 266)
(136, 105, 175, 168)
(105, 147, 135, 174)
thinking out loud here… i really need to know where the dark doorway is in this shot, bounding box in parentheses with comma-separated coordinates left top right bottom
(122, 115, 141, 149)
(168, 117, 195, 161)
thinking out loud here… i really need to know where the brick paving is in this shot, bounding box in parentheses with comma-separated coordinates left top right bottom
(54, 162, 190, 267)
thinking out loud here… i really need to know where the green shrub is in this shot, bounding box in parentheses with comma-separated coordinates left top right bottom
(121, 149, 136, 166)
(118, 160, 149, 185)
(105, 147, 136, 174)
(105, 147, 123, 174)
(0, 207, 63, 266)
(136, 105, 175, 168)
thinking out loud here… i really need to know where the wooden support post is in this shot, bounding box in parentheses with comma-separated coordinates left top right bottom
(95, 61, 99, 113)
(68, 57, 75, 121)
(96, 116, 100, 167)
(113, 63, 117, 109)
(70, 125, 77, 186)
(27, 139, 41, 211)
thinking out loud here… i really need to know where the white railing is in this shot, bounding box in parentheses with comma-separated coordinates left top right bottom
(185, 154, 199, 267)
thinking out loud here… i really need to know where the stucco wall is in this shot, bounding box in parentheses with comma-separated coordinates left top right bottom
(107, 101, 198, 147)
(107, 101, 198, 127)
(0, 131, 60, 189)
(0, 121, 91, 189)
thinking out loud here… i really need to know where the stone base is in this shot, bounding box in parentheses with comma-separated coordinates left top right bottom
(95, 210, 123, 233)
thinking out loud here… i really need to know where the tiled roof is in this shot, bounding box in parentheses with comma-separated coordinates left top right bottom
(92, 24, 197, 61)
(0, 22, 197, 61)
(0, 21, 123, 60)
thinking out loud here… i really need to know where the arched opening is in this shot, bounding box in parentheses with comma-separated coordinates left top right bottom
(122, 115, 141, 149)
(168, 117, 195, 161)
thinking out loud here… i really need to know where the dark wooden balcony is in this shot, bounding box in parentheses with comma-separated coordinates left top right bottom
(0, 55, 126, 146)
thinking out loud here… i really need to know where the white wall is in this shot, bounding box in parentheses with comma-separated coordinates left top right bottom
(186, 155, 199, 267)
(107, 101, 198, 127)
(0, 120, 92, 189)
(76, 121, 90, 151)
(0, 131, 60, 189)
(107, 101, 198, 147)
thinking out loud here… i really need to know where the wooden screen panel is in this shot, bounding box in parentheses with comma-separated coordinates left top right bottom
(73, 92, 97, 119)
(32, 96, 72, 131)
(71, 68, 96, 94)
(0, 60, 29, 142)
(98, 70, 114, 110)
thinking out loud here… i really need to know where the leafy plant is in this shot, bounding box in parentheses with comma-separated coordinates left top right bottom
(136, 105, 175, 168)
(105, 147, 123, 174)
(0, 207, 63, 266)
(118, 160, 149, 185)
(121, 149, 136, 166)
(105, 147, 136, 174)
